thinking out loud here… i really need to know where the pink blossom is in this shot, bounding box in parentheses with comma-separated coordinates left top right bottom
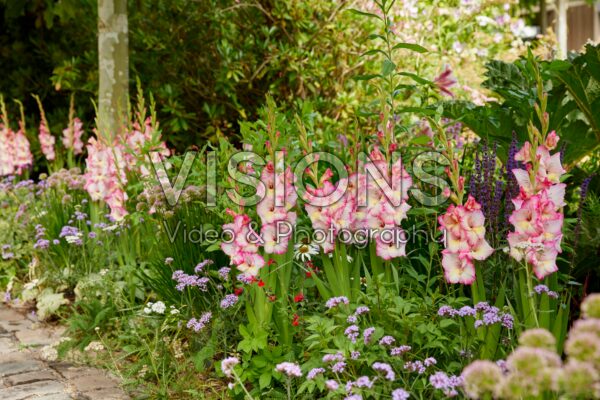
(38, 119, 56, 161)
(62, 117, 84, 155)
(508, 136, 565, 279)
(438, 196, 494, 284)
(434, 65, 457, 98)
(303, 148, 412, 260)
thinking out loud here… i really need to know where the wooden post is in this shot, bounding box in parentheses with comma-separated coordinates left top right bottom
(556, 0, 569, 58)
(98, 0, 129, 141)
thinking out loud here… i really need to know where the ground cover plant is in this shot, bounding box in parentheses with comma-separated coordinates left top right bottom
(1, 0, 599, 399)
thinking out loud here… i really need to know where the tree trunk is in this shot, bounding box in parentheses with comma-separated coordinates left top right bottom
(540, 0, 548, 33)
(98, 0, 129, 141)
(556, 0, 568, 59)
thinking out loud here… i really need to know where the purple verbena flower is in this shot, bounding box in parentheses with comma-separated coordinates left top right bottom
(373, 362, 395, 381)
(379, 335, 396, 346)
(220, 294, 238, 309)
(326, 296, 350, 309)
(363, 327, 376, 345)
(307, 367, 325, 380)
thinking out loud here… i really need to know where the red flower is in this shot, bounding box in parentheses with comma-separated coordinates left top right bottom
(305, 271, 312, 278)
(268, 259, 276, 267)
(258, 280, 265, 287)
(294, 293, 305, 303)
(268, 295, 277, 302)
(234, 288, 244, 296)
(292, 314, 300, 326)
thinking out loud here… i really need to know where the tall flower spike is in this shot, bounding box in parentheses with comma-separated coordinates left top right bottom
(507, 133, 565, 280)
(33, 94, 56, 161)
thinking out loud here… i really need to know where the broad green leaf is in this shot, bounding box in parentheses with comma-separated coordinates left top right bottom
(392, 42, 428, 53)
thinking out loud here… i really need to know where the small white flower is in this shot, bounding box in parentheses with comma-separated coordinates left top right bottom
(23, 279, 39, 291)
(294, 242, 319, 262)
(170, 309, 180, 315)
(99, 269, 109, 276)
(143, 307, 152, 314)
(84, 341, 104, 352)
(40, 345, 58, 361)
(151, 301, 166, 314)
(65, 233, 83, 244)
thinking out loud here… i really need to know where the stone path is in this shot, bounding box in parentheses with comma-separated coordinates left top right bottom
(0, 304, 129, 400)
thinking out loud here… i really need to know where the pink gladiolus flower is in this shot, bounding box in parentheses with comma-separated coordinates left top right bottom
(508, 135, 565, 280)
(434, 65, 457, 98)
(0, 121, 32, 176)
(13, 126, 33, 173)
(545, 130, 559, 150)
(38, 119, 56, 161)
(438, 196, 494, 285)
(62, 117, 84, 155)
(83, 137, 128, 221)
(303, 149, 412, 260)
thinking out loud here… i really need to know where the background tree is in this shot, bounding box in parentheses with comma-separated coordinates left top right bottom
(97, 0, 128, 140)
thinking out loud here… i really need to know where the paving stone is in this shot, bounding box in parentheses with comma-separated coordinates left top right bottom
(51, 367, 92, 381)
(0, 307, 24, 322)
(0, 380, 65, 400)
(3, 369, 59, 386)
(0, 319, 33, 334)
(15, 329, 57, 347)
(0, 337, 19, 354)
(79, 388, 128, 400)
(0, 305, 128, 399)
(30, 393, 74, 400)
(69, 374, 119, 392)
(0, 360, 46, 377)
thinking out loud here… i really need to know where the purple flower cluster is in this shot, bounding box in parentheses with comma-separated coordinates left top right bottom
(322, 352, 345, 363)
(172, 270, 210, 291)
(390, 345, 411, 356)
(220, 294, 238, 309)
(438, 302, 514, 329)
(379, 335, 395, 346)
(326, 296, 350, 309)
(534, 284, 559, 299)
(429, 371, 463, 397)
(363, 327, 376, 345)
(353, 376, 374, 389)
(194, 259, 213, 274)
(344, 325, 360, 343)
(404, 360, 426, 374)
(470, 140, 504, 233)
(331, 361, 346, 373)
(187, 312, 212, 332)
(218, 267, 231, 280)
(355, 306, 370, 315)
(307, 367, 325, 380)
(275, 362, 302, 378)
(372, 362, 395, 381)
(391, 388, 410, 400)
(2, 244, 14, 260)
(59, 225, 80, 238)
(33, 225, 49, 250)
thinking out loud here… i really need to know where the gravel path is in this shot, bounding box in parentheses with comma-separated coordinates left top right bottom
(0, 304, 129, 400)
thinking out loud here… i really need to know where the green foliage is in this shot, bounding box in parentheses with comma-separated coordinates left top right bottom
(443, 44, 600, 167)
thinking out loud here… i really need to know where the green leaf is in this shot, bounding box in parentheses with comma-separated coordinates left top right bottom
(381, 59, 396, 77)
(259, 372, 272, 389)
(392, 42, 428, 53)
(397, 72, 432, 86)
(347, 8, 382, 20)
(361, 49, 388, 57)
(353, 74, 382, 81)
